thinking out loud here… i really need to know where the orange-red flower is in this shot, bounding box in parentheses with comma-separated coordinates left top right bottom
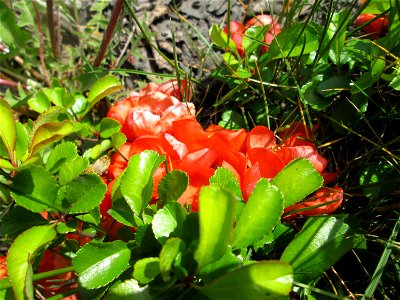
(107, 80, 195, 141)
(0, 256, 7, 279)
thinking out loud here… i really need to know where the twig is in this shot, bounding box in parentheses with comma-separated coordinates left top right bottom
(93, 0, 124, 67)
(46, 0, 59, 60)
(31, 0, 50, 86)
(0, 78, 28, 90)
(111, 31, 134, 69)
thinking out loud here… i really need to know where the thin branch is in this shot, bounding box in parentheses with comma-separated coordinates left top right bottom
(31, 0, 50, 86)
(93, 0, 124, 67)
(46, 0, 59, 60)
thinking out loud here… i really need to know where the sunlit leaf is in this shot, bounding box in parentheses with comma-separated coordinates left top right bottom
(157, 170, 189, 203)
(7, 225, 56, 300)
(133, 257, 160, 285)
(271, 158, 323, 208)
(280, 216, 365, 283)
(159, 238, 185, 282)
(195, 186, 236, 270)
(209, 24, 238, 54)
(200, 261, 293, 299)
(0, 98, 16, 162)
(73, 240, 130, 289)
(232, 179, 283, 249)
(152, 203, 187, 244)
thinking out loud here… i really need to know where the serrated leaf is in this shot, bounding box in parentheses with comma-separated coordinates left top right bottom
(209, 167, 242, 199)
(86, 75, 121, 114)
(157, 170, 188, 203)
(280, 216, 365, 283)
(271, 158, 323, 208)
(104, 279, 153, 300)
(194, 186, 236, 270)
(45, 142, 78, 173)
(59, 156, 89, 185)
(7, 225, 57, 300)
(133, 257, 160, 285)
(61, 174, 107, 213)
(200, 261, 293, 299)
(120, 151, 165, 216)
(152, 203, 187, 244)
(11, 166, 59, 212)
(232, 179, 283, 249)
(29, 121, 81, 157)
(73, 240, 130, 289)
(209, 24, 238, 54)
(0, 98, 16, 162)
(159, 238, 185, 282)
(0, 206, 48, 238)
(99, 118, 122, 138)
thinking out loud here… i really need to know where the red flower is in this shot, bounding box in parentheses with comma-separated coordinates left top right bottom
(283, 186, 344, 219)
(355, 13, 388, 39)
(0, 256, 7, 279)
(223, 21, 246, 56)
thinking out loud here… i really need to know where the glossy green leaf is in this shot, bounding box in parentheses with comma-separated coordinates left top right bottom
(120, 150, 165, 216)
(11, 166, 59, 212)
(267, 23, 320, 60)
(218, 110, 246, 129)
(133, 257, 160, 285)
(73, 240, 131, 289)
(152, 202, 187, 244)
(158, 170, 188, 203)
(42, 87, 75, 108)
(209, 24, 238, 54)
(159, 238, 185, 282)
(14, 122, 29, 162)
(0, 206, 48, 238)
(243, 26, 268, 57)
(317, 76, 350, 98)
(361, 0, 390, 14)
(327, 11, 349, 64)
(0, 98, 16, 161)
(111, 132, 127, 149)
(7, 225, 57, 300)
(209, 167, 242, 199)
(99, 118, 122, 138)
(232, 179, 283, 249)
(199, 248, 241, 283)
(59, 156, 89, 185)
(200, 261, 293, 299)
(104, 279, 153, 300)
(69, 93, 88, 118)
(45, 142, 78, 173)
(280, 216, 365, 283)
(300, 81, 331, 111)
(194, 186, 236, 270)
(61, 174, 107, 213)
(271, 158, 323, 208)
(29, 121, 81, 157)
(86, 75, 121, 112)
(0, 158, 13, 170)
(28, 92, 51, 113)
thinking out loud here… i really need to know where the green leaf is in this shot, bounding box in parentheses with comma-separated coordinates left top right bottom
(99, 118, 122, 138)
(218, 110, 246, 129)
(133, 257, 160, 285)
(232, 179, 283, 249)
(7, 225, 57, 300)
(194, 186, 236, 270)
(243, 26, 268, 57)
(59, 156, 89, 185)
(0, 98, 16, 161)
(209, 24, 238, 54)
(86, 75, 121, 113)
(60, 174, 107, 213)
(359, 161, 397, 199)
(120, 150, 165, 216)
(111, 132, 127, 149)
(0, 1, 28, 50)
(200, 261, 293, 299)
(28, 92, 51, 113)
(271, 158, 323, 208)
(157, 170, 189, 203)
(45, 142, 78, 173)
(361, 0, 391, 14)
(152, 203, 187, 244)
(29, 121, 81, 157)
(73, 240, 131, 289)
(199, 248, 241, 283)
(209, 167, 242, 199)
(11, 166, 59, 212)
(104, 279, 153, 300)
(14, 122, 29, 162)
(317, 75, 350, 98)
(327, 11, 349, 64)
(267, 23, 320, 61)
(0, 158, 13, 170)
(0, 206, 48, 239)
(42, 87, 74, 108)
(159, 238, 185, 282)
(300, 81, 331, 111)
(280, 216, 365, 283)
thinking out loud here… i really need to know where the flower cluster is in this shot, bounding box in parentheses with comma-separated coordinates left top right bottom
(104, 79, 343, 217)
(223, 14, 281, 56)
